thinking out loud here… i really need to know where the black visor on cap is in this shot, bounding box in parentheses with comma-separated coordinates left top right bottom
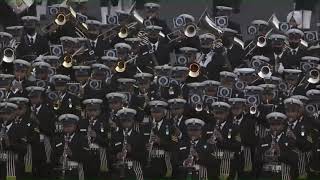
(54, 80, 67, 87)
(75, 69, 90, 78)
(150, 106, 165, 113)
(187, 125, 202, 131)
(14, 64, 28, 70)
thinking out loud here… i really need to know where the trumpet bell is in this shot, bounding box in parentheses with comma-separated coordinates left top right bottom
(55, 14, 67, 26)
(62, 55, 73, 68)
(3, 48, 15, 63)
(115, 61, 126, 73)
(308, 69, 320, 84)
(184, 24, 197, 38)
(195, 103, 203, 112)
(118, 27, 128, 39)
(257, 36, 267, 47)
(250, 106, 257, 115)
(258, 66, 272, 79)
(188, 63, 200, 77)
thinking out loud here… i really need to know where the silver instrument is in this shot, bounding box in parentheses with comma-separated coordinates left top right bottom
(62, 133, 70, 179)
(120, 128, 129, 178)
(146, 122, 156, 167)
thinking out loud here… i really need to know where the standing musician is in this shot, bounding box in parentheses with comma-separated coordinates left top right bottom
(16, 16, 49, 62)
(283, 29, 307, 69)
(255, 112, 299, 180)
(79, 98, 109, 179)
(8, 59, 32, 98)
(50, 74, 81, 117)
(0, 102, 27, 180)
(143, 3, 171, 35)
(168, 98, 188, 141)
(228, 98, 257, 180)
(284, 98, 313, 180)
(105, 92, 127, 131)
(26, 86, 56, 179)
(52, 114, 89, 180)
(132, 72, 155, 124)
(8, 97, 32, 177)
(141, 100, 177, 180)
(176, 118, 217, 180)
(111, 108, 145, 180)
(206, 102, 241, 180)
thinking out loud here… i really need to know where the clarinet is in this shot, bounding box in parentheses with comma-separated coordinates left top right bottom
(0, 123, 6, 151)
(186, 138, 196, 180)
(87, 118, 94, 146)
(120, 128, 129, 178)
(146, 122, 156, 168)
(62, 133, 70, 179)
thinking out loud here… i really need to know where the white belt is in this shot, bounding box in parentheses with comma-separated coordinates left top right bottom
(89, 143, 100, 150)
(263, 164, 282, 173)
(211, 151, 235, 159)
(151, 149, 165, 158)
(68, 161, 79, 169)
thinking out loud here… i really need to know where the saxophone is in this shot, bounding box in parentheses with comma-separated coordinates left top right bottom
(62, 133, 70, 179)
(120, 128, 128, 178)
(146, 122, 156, 168)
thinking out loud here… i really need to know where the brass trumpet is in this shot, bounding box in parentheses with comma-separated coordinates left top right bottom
(188, 63, 200, 77)
(62, 54, 73, 68)
(184, 23, 197, 38)
(55, 13, 68, 26)
(307, 69, 320, 84)
(258, 65, 272, 79)
(2, 47, 15, 63)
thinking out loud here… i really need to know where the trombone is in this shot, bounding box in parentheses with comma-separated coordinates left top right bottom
(115, 55, 138, 73)
(258, 65, 272, 79)
(2, 47, 15, 63)
(62, 45, 86, 68)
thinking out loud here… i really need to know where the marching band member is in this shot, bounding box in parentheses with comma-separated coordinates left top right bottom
(52, 114, 89, 180)
(79, 98, 109, 179)
(0, 102, 27, 180)
(141, 100, 177, 179)
(176, 118, 217, 180)
(255, 112, 299, 180)
(111, 108, 144, 180)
